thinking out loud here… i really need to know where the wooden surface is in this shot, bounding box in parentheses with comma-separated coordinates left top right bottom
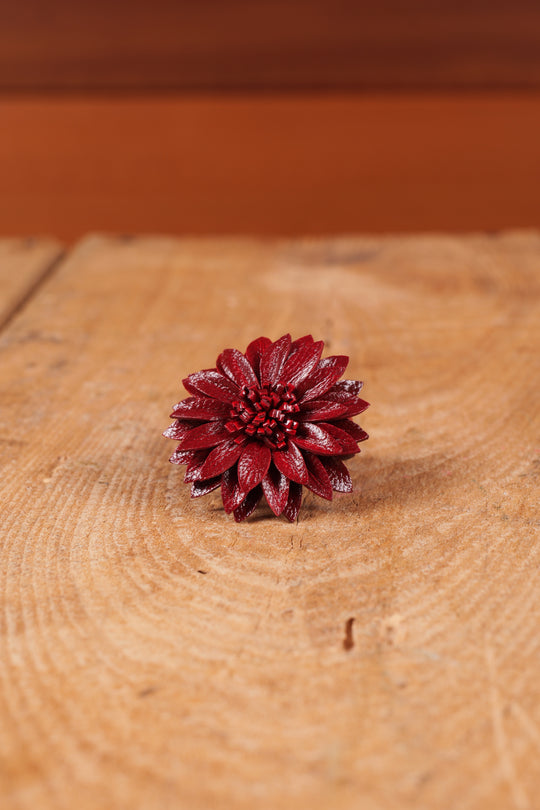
(0, 238, 63, 328)
(2, 0, 540, 90)
(2, 94, 540, 241)
(0, 232, 539, 809)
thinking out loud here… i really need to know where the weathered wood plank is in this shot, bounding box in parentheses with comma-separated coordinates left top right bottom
(0, 238, 63, 330)
(0, 233, 538, 809)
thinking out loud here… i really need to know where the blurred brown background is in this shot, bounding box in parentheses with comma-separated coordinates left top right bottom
(1, 0, 540, 240)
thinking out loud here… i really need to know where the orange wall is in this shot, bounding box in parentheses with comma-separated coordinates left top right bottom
(1, 93, 540, 240)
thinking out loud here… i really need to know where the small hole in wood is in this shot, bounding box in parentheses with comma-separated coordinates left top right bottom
(343, 617, 355, 651)
(138, 687, 158, 698)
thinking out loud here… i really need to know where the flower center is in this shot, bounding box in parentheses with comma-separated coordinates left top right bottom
(225, 383, 300, 449)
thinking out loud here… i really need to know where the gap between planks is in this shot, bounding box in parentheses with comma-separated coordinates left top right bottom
(0, 239, 65, 333)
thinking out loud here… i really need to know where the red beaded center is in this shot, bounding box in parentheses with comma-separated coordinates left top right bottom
(225, 383, 300, 449)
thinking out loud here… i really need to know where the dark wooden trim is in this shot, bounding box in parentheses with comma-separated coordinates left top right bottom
(1, 1, 540, 91)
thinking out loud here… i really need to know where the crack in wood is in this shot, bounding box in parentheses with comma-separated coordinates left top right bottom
(0, 248, 66, 335)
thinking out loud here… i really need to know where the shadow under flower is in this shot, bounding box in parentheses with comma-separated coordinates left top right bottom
(197, 450, 458, 525)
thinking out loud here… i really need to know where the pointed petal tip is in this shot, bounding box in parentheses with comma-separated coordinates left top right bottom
(262, 465, 289, 516)
(199, 438, 245, 479)
(232, 485, 263, 522)
(291, 334, 314, 348)
(217, 347, 259, 389)
(190, 477, 222, 499)
(259, 333, 292, 386)
(321, 457, 354, 493)
(283, 482, 303, 522)
(183, 369, 239, 402)
(273, 441, 309, 484)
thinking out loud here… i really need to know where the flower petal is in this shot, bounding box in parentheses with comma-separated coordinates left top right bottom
(320, 422, 361, 454)
(221, 467, 245, 513)
(320, 457, 353, 492)
(170, 397, 230, 420)
(183, 369, 239, 402)
(184, 449, 210, 482)
(233, 485, 263, 522)
(280, 340, 323, 387)
(237, 442, 272, 492)
(324, 379, 363, 400)
(191, 477, 222, 498)
(259, 334, 291, 386)
(180, 420, 231, 450)
(283, 482, 303, 522)
(333, 419, 369, 442)
(272, 441, 309, 484)
(245, 337, 272, 379)
(294, 422, 345, 455)
(199, 438, 246, 479)
(289, 334, 314, 352)
(305, 453, 333, 500)
(298, 399, 351, 421)
(297, 356, 349, 401)
(169, 447, 196, 465)
(217, 348, 259, 389)
(163, 420, 196, 440)
(262, 464, 290, 515)
(341, 398, 370, 418)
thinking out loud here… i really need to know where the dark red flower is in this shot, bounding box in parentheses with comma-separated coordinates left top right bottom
(164, 335, 369, 522)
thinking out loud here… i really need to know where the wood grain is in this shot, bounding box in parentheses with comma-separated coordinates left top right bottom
(0, 233, 539, 809)
(2, 93, 540, 241)
(1, 0, 540, 90)
(0, 238, 63, 329)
